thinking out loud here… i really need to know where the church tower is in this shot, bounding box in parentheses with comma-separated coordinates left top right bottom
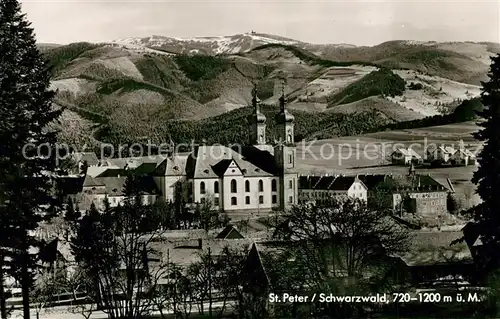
(247, 83, 267, 145)
(274, 83, 298, 209)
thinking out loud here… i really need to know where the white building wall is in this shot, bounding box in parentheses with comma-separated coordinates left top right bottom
(196, 178, 221, 208)
(347, 181, 368, 201)
(108, 195, 125, 207)
(222, 175, 245, 211)
(165, 175, 184, 202)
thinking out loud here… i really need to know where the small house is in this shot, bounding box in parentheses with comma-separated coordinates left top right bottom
(391, 148, 422, 165)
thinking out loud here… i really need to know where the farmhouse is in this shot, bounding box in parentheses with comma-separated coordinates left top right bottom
(427, 146, 456, 163)
(391, 147, 422, 165)
(59, 86, 299, 214)
(426, 142, 477, 166)
(451, 147, 476, 166)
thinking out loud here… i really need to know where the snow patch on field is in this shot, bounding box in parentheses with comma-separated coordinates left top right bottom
(291, 66, 378, 102)
(95, 57, 144, 80)
(386, 70, 481, 117)
(50, 78, 96, 96)
(436, 42, 495, 66)
(107, 43, 173, 56)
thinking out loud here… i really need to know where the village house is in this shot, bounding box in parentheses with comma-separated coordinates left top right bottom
(427, 145, 457, 164)
(391, 147, 423, 165)
(450, 147, 477, 166)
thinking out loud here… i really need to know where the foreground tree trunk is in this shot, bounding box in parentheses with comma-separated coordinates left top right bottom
(0, 253, 6, 319)
(21, 237, 30, 319)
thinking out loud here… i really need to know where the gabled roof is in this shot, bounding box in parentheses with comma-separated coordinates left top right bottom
(434, 146, 457, 154)
(153, 154, 189, 176)
(298, 175, 364, 191)
(71, 152, 99, 166)
(95, 169, 129, 178)
(357, 174, 386, 190)
(315, 176, 335, 190)
(215, 225, 245, 239)
(298, 176, 322, 189)
(394, 148, 422, 159)
(330, 176, 357, 191)
(82, 175, 104, 188)
(55, 176, 85, 195)
(241, 243, 271, 290)
(149, 239, 252, 267)
(457, 148, 475, 157)
(212, 159, 234, 177)
(95, 175, 160, 196)
(106, 155, 166, 169)
(134, 162, 158, 175)
(193, 145, 278, 178)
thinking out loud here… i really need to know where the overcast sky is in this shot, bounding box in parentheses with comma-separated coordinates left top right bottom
(20, 0, 500, 46)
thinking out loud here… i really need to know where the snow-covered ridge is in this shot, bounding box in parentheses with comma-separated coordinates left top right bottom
(112, 32, 302, 55)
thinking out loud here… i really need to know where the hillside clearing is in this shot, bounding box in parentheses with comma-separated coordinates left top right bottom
(96, 57, 144, 80)
(327, 96, 425, 122)
(50, 78, 98, 97)
(386, 70, 481, 117)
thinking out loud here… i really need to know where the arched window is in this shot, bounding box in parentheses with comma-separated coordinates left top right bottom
(231, 179, 237, 193)
(200, 181, 206, 194)
(245, 180, 250, 192)
(287, 134, 292, 142)
(271, 179, 277, 192)
(258, 180, 264, 192)
(214, 181, 219, 194)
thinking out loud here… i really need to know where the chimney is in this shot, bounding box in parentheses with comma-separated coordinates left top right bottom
(198, 238, 202, 249)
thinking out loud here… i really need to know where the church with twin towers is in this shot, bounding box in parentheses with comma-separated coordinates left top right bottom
(150, 84, 299, 213)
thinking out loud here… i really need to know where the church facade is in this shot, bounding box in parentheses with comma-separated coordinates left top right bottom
(170, 85, 299, 212)
(71, 86, 299, 213)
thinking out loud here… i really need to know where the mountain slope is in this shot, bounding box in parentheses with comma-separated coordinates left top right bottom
(42, 34, 489, 147)
(117, 34, 495, 84)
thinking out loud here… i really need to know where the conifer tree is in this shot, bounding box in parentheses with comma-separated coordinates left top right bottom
(472, 54, 500, 267)
(64, 197, 80, 222)
(0, 0, 62, 318)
